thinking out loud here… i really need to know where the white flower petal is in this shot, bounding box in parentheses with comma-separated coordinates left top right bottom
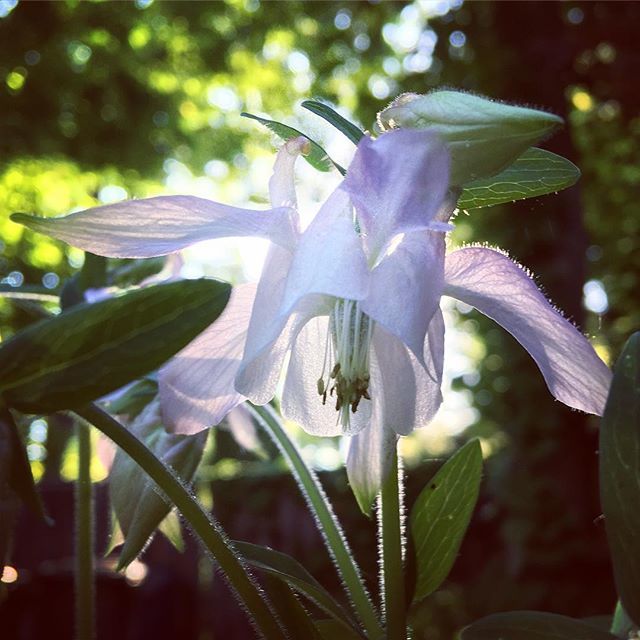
(158, 283, 256, 434)
(443, 247, 612, 415)
(282, 315, 372, 437)
(362, 231, 445, 367)
(370, 319, 444, 436)
(346, 421, 398, 514)
(269, 136, 307, 212)
(235, 293, 332, 403)
(16, 196, 297, 258)
(342, 129, 449, 258)
(279, 188, 370, 317)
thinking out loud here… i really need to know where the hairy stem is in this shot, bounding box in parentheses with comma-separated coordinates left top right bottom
(250, 403, 383, 640)
(75, 403, 284, 640)
(75, 422, 94, 640)
(379, 449, 406, 640)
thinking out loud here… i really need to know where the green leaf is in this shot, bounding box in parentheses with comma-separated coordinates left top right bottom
(234, 540, 360, 636)
(410, 439, 482, 602)
(106, 376, 158, 418)
(314, 620, 362, 640)
(262, 573, 323, 640)
(300, 100, 365, 145)
(600, 333, 640, 627)
(0, 406, 48, 520)
(0, 279, 230, 413)
(157, 509, 185, 553)
(460, 611, 619, 640)
(111, 402, 207, 569)
(457, 148, 580, 210)
(241, 112, 345, 174)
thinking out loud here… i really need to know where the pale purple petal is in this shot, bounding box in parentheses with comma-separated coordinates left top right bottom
(370, 319, 444, 436)
(443, 247, 612, 415)
(235, 294, 333, 403)
(342, 129, 449, 258)
(269, 136, 307, 213)
(15, 196, 297, 258)
(159, 283, 256, 435)
(281, 315, 372, 437)
(346, 421, 398, 514)
(362, 230, 445, 367)
(279, 188, 370, 317)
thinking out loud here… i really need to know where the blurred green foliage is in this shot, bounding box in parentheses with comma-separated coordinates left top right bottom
(1, 0, 639, 637)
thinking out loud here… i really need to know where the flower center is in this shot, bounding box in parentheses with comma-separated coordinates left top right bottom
(317, 299, 374, 430)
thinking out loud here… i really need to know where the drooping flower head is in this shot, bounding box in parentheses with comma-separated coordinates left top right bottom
(13, 129, 611, 511)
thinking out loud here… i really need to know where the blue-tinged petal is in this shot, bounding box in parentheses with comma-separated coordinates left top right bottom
(362, 230, 445, 368)
(279, 188, 370, 317)
(159, 284, 255, 434)
(13, 196, 297, 258)
(370, 320, 444, 436)
(443, 247, 612, 415)
(342, 128, 449, 259)
(346, 421, 398, 515)
(282, 315, 372, 437)
(269, 136, 308, 214)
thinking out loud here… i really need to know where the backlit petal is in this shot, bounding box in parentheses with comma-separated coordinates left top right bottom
(13, 196, 297, 258)
(370, 319, 444, 436)
(159, 283, 256, 434)
(282, 315, 372, 437)
(346, 421, 398, 514)
(443, 247, 612, 415)
(362, 230, 445, 367)
(342, 129, 449, 258)
(279, 188, 370, 317)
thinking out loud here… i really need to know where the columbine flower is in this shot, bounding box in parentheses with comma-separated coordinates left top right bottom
(13, 130, 611, 510)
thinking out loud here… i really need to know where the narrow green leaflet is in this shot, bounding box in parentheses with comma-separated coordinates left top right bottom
(241, 112, 345, 174)
(301, 100, 365, 146)
(111, 403, 207, 569)
(0, 279, 230, 413)
(234, 541, 361, 636)
(262, 574, 323, 640)
(410, 439, 482, 602)
(600, 333, 640, 627)
(314, 620, 362, 640)
(457, 148, 580, 210)
(0, 406, 48, 520)
(460, 611, 619, 640)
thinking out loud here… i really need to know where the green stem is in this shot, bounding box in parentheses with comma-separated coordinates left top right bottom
(611, 601, 635, 637)
(250, 404, 383, 640)
(75, 422, 94, 640)
(379, 449, 406, 640)
(75, 403, 284, 640)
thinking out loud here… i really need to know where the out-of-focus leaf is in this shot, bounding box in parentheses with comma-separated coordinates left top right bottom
(111, 401, 207, 569)
(600, 333, 640, 626)
(0, 279, 230, 413)
(0, 406, 48, 520)
(234, 541, 359, 635)
(241, 112, 344, 174)
(460, 611, 618, 640)
(61, 252, 108, 309)
(158, 510, 185, 553)
(457, 148, 580, 210)
(410, 439, 482, 602)
(301, 100, 365, 145)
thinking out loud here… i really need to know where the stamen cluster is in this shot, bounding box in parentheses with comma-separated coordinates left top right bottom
(317, 299, 374, 430)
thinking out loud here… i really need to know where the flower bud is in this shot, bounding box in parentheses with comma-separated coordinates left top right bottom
(377, 90, 563, 185)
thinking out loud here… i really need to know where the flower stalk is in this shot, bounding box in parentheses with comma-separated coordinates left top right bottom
(249, 403, 383, 640)
(379, 448, 406, 640)
(75, 422, 95, 640)
(74, 403, 284, 640)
